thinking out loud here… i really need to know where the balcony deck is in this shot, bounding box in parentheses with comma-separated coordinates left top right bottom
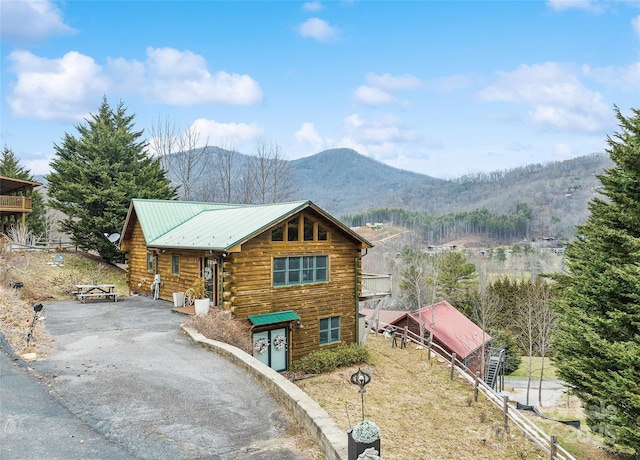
(360, 273, 392, 299)
(0, 195, 33, 213)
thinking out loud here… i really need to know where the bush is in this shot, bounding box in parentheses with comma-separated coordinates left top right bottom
(291, 343, 370, 374)
(185, 309, 252, 354)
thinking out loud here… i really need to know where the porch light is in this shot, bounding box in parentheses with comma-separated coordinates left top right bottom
(295, 320, 304, 330)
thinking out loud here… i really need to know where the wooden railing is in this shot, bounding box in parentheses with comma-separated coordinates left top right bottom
(365, 320, 577, 460)
(0, 195, 32, 211)
(360, 273, 392, 298)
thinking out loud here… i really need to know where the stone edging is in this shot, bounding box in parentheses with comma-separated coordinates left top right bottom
(181, 325, 347, 460)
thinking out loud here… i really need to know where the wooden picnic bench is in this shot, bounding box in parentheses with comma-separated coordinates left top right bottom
(74, 284, 118, 303)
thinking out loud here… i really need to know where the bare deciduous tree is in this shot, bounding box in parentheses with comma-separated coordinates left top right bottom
(149, 117, 210, 201)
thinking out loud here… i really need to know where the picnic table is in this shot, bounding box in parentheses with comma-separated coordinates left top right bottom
(74, 284, 118, 303)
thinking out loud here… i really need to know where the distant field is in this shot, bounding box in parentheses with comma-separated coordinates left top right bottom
(509, 356, 558, 380)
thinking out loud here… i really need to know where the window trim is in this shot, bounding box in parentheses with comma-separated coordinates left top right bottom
(319, 316, 341, 345)
(171, 254, 180, 275)
(273, 255, 328, 286)
(146, 253, 153, 271)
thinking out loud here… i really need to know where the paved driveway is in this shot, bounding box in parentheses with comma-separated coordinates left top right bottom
(4, 296, 312, 460)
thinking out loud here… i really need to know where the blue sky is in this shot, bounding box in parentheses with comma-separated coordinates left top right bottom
(1, 0, 639, 179)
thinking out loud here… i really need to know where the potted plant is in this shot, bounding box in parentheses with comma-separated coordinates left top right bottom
(348, 420, 380, 459)
(190, 277, 209, 315)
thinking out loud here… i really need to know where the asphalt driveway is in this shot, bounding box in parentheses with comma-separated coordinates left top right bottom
(2, 295, 313, 460)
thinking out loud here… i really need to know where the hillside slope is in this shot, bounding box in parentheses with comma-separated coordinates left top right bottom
(290, 148, 437, 214)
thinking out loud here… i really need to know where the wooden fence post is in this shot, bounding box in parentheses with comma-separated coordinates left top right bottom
(550, 435, 557, 459)
(503, 395, 509, 433)
(450, 353, 456, 380)
(474, 371, 480, 402)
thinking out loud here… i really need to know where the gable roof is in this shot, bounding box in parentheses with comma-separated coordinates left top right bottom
(408, 301, 490, 359)
(361, 301, 490, 360)
(122, 199, 373, 251)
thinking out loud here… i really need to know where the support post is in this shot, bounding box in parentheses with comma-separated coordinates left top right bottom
(550, 435, 557, 459)
(503, 395, 509, 433)
(474, 371, 480, 402)
(450, 352, 456, 380)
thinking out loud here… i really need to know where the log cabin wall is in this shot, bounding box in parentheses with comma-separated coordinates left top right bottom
(122, 216, 208, 301)
(223, 210, 363, 362)
(121, 218, 155, 295)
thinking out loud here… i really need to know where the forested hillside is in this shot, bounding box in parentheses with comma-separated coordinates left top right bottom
(291, 149, 612, 241)
(34, 148, 612, 244)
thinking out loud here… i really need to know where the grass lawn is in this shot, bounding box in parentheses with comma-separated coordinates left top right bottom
(508, 356, 558, 380)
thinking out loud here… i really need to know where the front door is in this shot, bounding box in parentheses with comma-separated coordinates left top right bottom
(203, 257, 217, 304)
(252, 328, 288, 371)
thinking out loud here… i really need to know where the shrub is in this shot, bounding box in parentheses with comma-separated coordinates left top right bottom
(351, 420, 380, 443)
(291, 343, 370, 374)
(185, 309, 252, 354)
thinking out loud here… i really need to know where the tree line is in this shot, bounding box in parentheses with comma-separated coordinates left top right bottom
(342, 203, 533, 244)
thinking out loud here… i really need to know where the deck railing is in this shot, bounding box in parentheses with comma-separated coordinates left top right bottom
(360, 273, 392, 298)
(0, 195, 32, 211)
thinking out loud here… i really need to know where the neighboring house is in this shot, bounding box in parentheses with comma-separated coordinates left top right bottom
(361, 300, 491, 373)
(120, 199, 391, 371)
(0, 175, 41, 233)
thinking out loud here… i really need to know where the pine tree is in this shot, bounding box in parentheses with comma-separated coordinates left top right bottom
(0, 145, 46, 237)
(47, 97, 176, 262)
(551, 107, 640, 456)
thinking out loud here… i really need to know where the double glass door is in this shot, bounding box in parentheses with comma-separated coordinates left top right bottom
(252, 328, 288, 371)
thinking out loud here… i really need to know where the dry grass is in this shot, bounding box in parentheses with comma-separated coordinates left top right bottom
(0, 248, 127, 358)
(296, 334, 619, 460)
(1, 249, 623, 459)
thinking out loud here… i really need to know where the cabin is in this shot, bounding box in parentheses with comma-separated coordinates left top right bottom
(0, 175, 41, 233)
(120, 199, 392, 371)
(361, 300, 491, 374)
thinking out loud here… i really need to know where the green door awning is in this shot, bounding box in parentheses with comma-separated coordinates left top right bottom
(248, 310, 300, 326)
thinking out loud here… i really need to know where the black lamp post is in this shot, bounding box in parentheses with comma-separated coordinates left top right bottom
(350, 367, 371, 421)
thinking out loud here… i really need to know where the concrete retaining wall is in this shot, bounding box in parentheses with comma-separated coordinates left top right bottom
(181, 325, 347, 460)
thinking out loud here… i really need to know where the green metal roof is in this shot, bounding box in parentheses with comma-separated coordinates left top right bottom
(123, 198, 373, 251)
(248, 310, 300, 326)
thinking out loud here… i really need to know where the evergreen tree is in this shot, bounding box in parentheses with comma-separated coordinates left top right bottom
(47, 97, 176, 262)
(551, 107, 640, 456)
(0, 145, 46, 237)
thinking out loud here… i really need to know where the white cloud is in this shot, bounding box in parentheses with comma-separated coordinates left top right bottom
(0, 0, 76, 45)
(353, 72, 423, 106)
(365, 73, 423, 91)
(479, 62, 611, 133)
(582, 62, 640, 91)
(339, 113, 431, 163)
(297, 18, 338, 43)
(113, 47, 264, 106)
(294, 122, 327, 153)
(546, 0, 602, 12)
(6, 47, 264, 120)
(302, 2, 323, 12)
(353, 86, 397, 106)
(7, 50, 110, 121)
(190, 119, 263, 149)
(632, 15, 640, 39)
